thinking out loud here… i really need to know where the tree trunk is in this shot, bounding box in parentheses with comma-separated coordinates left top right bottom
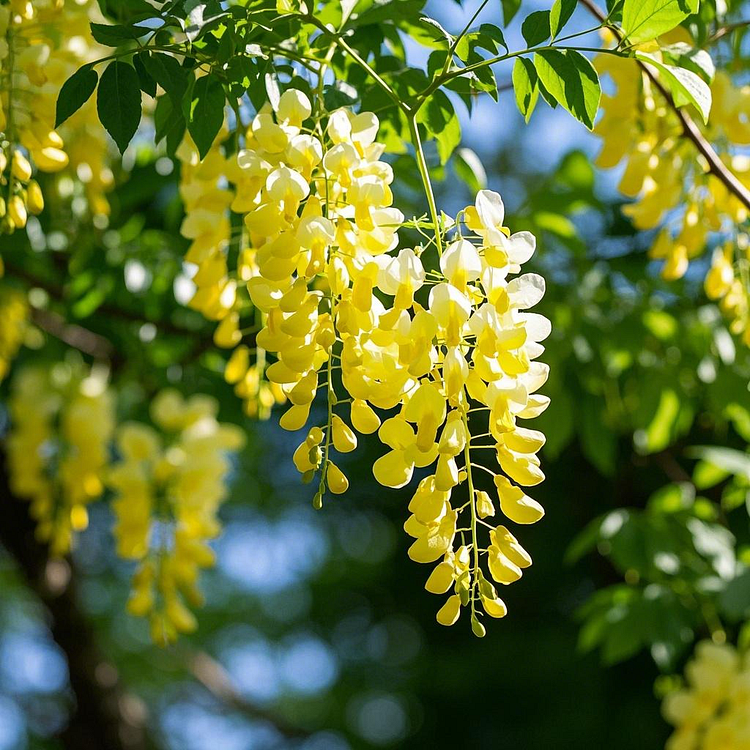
(0, 448, 149, 750)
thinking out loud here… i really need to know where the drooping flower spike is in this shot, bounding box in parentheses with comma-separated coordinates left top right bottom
(171, 83, 551, 634)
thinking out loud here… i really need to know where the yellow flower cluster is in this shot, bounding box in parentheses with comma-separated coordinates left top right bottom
(363, 192, 549, 630)
(172, 87, 550, 631)
(177, 127, 286, 419)
(663, 640, 750, 750)
(108, 389, 245, 645)
(705, 238, 750, 345)
(7, 363, 114, 556)
(0, 285, 27, 380)
(595, 48, 750, 339)
(239, 91, 406, 479)
(0, 0, 112, 235)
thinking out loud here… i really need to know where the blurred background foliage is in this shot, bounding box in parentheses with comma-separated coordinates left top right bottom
(3, 0, 750, 748)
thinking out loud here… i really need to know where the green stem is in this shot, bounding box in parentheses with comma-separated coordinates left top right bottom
(443, 0, 491, 75)
(461, 407, 480, 620)
(317, 42, 337, 107)
(303, 13, 410, 114)
(318, 298, 336, 504)
(408, 115, 443, 257)
(418, 44, 622, 109)
(5, 22, 16, 210)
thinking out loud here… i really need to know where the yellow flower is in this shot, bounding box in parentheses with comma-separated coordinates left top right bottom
(663, 640, 750, 749)
(7, 364, 114, 556)
(109, 389, 245, 644)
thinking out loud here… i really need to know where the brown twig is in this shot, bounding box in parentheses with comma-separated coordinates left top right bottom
(186, 651, 311, 738)
(653, 449, 693, 484)
(5, 262, 218, 367)
(4, 261, 198, 338)
(30, 307, 114, 361)
(578, 0, 750, 212)
(708, 19, 750, 44)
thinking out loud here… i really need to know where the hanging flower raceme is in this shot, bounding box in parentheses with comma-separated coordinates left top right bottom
(0, 284, 27, 380)
(235, 92, 402, 503)
(354, 189, 550, 634)
(174, 86, 548, 633)
(176, 87, 401, 499)
(663, 640, 750, 749)
(0, 0, 112, 237)
(177, 126, 287, 420)
(595, 39, 750, 343)
(7, 362, 114, 556)
(704, 237, 750, 345)
(107, 389, 245, 645)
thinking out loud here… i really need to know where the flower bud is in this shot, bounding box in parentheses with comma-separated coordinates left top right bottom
(11, 150, 32, 182)
(331, 415, 357, 453)
(26, 180, 44, 214)
(326, 461, 349, 494)
(7, 195, 27, 229)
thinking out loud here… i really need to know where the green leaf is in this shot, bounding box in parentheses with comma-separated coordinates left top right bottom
(341, 0, 358, 24)
(141, 52, 189, 107)
(719, 569, 750, 622)
(687, 446, 750, 480)
(635, 51, 711, 122)
(534, 49, 601, 130)
(96, 61, 142, 154)
(647, 482, 695, 514)
(418, 90, 461, 164)
(537, 77, 558, 109)
(565, 515, 604, 565)
(621, 0, 696, 45)
(97, 0, 156, 22)
(133, 55, 156, 97)
(642, 309, 678, 340)
(348, 0, 427, 27)
(522, 10, 551, 46)
(726, 403, 750, 442)
(580, 398, 617, 475)
(660, 42, 715, 82)
(601, 606, 646, 665)
(154, 94, 186, 158)
(534, 210, 576, 237)
(226, 56, 259, 98)
(721, 486, 748, 513)
(470, 57, 499, 100)
(693, 459, 731, 489)
(688, 518, 735, 580)
(453, 147, 486, 193)
(478, 23, 508, 53)
(323, 81, 358, 111)
(512, 57, 539, 122)
(550, 0, 576, 38)
(55, 66, 98, 127)
(185, 2, 228, 42)
(455, 32, 478, 62)
(555, 149, 595, 190)
(638, 387, 681, 453)
(501, 0, 522, 24)
(186, 75, 225, 160)
(216, 27, 235, 67)
(89, 22, 145, 46)
(411, 16, 453, 48)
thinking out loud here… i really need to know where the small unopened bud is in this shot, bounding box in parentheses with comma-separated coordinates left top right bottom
(26, 180, 43, 214)
(312, 490, 323, 510)
(471, 615, 486, 638)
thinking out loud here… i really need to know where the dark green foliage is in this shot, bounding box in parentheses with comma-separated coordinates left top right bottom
(96, 61, 142, 153)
